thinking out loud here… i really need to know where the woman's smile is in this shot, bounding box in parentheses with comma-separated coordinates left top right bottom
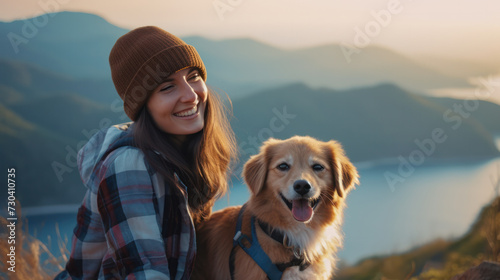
(173, 105, 199, 118)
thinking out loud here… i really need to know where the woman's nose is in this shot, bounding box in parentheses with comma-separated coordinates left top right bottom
(179, 80, 198, 103)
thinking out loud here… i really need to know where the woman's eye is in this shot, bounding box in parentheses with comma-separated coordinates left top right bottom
(189, 73, 200, 80)
(277, 163, 290, 171)
(160, 85, 173, 92)
(312, 164, 324, 171)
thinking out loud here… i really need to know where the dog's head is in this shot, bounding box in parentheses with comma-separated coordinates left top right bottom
(242, 136, 359, 225)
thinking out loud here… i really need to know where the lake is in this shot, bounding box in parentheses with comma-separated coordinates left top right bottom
(23, 156, 500, 266)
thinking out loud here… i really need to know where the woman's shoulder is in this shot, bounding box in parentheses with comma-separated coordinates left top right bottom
(104, 144, 149, 173)
(79, 122, 148, 186)
(92, 122, 152, 176)
(96, 146, 159, 197)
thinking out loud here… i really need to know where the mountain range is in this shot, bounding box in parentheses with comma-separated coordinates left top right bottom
(231, 83, 500, 163)
(1, 12, 499, 207)
(0, 11, 477, 98)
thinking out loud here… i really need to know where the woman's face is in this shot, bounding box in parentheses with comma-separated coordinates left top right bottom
(147, 67, 208, 140)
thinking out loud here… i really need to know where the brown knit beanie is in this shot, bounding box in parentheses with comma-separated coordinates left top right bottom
(109, 26, 207, 121)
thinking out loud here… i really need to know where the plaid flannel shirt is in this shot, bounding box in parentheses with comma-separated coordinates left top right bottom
(54, 123, 196, 280)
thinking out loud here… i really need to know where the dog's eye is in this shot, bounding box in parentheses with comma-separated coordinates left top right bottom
(312, 164, 325, 171)
(277, 163, 290, 171)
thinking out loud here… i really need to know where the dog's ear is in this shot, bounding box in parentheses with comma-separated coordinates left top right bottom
(243, 151, 267, 195)
(327, 141, 359, 198)
(242, 139, 278, 195)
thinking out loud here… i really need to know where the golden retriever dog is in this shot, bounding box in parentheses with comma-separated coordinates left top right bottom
(193, 136, 359, 280)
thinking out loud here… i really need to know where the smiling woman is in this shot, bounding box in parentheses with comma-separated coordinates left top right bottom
(53, 26, 237, 279)
(147, 67, 208, 140)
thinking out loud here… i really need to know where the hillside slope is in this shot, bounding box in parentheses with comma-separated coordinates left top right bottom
(336, 195, 500, 279)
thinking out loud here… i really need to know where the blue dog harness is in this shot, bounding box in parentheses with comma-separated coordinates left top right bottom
(229, 204, 310, 280)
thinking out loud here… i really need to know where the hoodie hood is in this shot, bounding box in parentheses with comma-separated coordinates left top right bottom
(77, 122, 135, 192)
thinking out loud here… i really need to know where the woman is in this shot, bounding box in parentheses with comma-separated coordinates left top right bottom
(55, 26, 237, 279)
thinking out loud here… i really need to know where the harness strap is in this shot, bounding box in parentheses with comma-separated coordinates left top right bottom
(230, 204, 283, 280)
(257, 220, 284, 245)
(229, 205, 311, 280)
(276, 258, 310, 272)
(257, 220, 311, 272)
(230, 204, 247, 280)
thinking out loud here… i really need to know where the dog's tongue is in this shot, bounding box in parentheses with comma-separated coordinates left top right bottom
(292, 199, 313, 222)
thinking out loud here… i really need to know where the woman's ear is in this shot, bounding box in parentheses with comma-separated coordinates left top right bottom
(328, 141, 359, 198)
(242, 152, 267, 196)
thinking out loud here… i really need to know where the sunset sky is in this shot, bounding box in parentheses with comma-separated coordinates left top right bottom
(1, 0, 500, 67)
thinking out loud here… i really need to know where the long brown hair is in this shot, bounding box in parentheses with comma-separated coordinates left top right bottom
(133, 87, 237, 224)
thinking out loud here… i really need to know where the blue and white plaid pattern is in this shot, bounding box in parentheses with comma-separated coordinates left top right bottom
(55, 123, 196, 280)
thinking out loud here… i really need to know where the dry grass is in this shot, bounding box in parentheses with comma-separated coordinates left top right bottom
(411, 253, 483, 280)
(0, 201, 68, 280)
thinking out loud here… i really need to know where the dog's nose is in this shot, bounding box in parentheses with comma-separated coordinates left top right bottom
(293, 180, 311, 196)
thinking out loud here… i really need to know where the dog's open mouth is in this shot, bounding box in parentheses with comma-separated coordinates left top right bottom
(280, 193, 320, 222)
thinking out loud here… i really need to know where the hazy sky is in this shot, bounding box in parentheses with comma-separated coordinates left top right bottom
(1, 0, 499, 66)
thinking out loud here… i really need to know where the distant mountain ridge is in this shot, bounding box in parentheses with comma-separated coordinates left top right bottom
(232, 83, 500, 163)
(0, 58, 117, 105)
(0, 11, 472, 98)
(0, 12, 128, 80)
